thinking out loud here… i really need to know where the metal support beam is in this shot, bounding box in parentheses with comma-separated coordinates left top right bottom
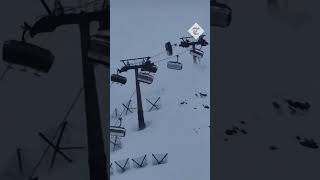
(79, 23, 108, 180)
(135, 68, 146, 130)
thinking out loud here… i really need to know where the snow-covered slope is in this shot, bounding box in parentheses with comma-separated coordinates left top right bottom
(110, 0, 210, 179)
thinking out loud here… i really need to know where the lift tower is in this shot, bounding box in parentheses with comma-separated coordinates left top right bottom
(27, 1, 109, 180)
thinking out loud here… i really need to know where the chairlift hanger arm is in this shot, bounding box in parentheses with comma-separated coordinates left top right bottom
(118, 64, 145, 73)
(29, 9, 109, 37)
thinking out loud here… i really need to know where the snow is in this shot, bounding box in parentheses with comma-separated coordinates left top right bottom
(110, 0, 210, 179)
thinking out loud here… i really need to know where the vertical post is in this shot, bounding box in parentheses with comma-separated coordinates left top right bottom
(79, 23, 108, 180)
(135, 68, 146, 130)
(192, 44, 197, 64)
(16, 148, 23, 174)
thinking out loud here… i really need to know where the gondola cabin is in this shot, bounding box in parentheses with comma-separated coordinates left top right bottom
(165, 42, 173, 56)
(211, 2, 232, 28)
(167, 61, 183, 70)
(88, 34, 109, 62)
(137, 72, 154, 84)
(2, 40, 54, 73)
(111, 74, 127, 85)
(110, 126, 126, 137)
(190, 49, 204, 59)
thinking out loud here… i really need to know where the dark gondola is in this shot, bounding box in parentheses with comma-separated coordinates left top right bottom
(165, 42, 173, 56)
(2, 40, 54, 73)
(211, 2, 232, 28)
(141, 64, 157, 73)
(111, 74, 127, 85)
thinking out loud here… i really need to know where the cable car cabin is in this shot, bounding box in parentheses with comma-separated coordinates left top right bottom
(110, 126, 126, 137)
(165, 42, 173, 56)
(141, 64, 157, 73)
(190, 49, 204, 59)
(111, 74, 127, 85)
(137, 72, 154, 84)
(88, 35, 109, 62)
(167, 61, 183, 70)
(2, 40, 54, 73)
(211, 2, 232, 28)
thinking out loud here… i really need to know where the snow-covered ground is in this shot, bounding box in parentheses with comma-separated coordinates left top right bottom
(110, 0, 210, 179)
(213, 0, 320, 180)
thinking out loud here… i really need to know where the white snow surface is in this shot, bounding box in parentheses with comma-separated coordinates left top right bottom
(110, 0, 210, 179)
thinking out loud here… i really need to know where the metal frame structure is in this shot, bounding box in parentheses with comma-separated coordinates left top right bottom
(4, 0, 110, 179)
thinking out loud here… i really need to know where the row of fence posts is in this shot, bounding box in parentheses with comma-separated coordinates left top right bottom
(110, 153, 168, 175)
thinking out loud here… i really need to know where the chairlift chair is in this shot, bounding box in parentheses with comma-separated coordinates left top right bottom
(165, 42, 173, 56)
(2, 40, 54, 73)
(111, 74, 127, 85)
(190, 49, 204, 59)
(141, 64, 157, 73)
(211, 2, 232, 28)
(110, 126, 126, 137)
(88, 35, 109, 62)
(167, 55, 182, 70)
(137, 72, 154, 84)
(198, 35, 209, 46)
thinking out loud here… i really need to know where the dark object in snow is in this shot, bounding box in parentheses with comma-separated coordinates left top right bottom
(195, 93, 198, 97)
(199, 92, 207, 98)
(194, 107, 197, 109)
(272, 101, 281, 109)
(203, 104, 210, 109)
(225, 129, 237, 136)
(285, 99, 311, 111)
(114, 158, 130, 173)
(269, 145, 279, 150)
(240, 121, 246, 125)
(146, 97, 161, 112)
(180, 101, 187, 105)
(152, 153, 168, 165)
(131, 154, 148, 168)
(299, 138, 319, 149)
(240, 129, 248, 135)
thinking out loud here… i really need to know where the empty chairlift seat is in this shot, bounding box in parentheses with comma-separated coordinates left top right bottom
(111, 74, 127, 85)
(137, 72, 154, 84)
(88, 34, 109, 61)
(167, 61, 183, 70)
(2, 40, 54, 73)
(110, 126, 126, 137)
(165, 42, 173, 56)
(190, 49, 204, 59)
(211, 2, 232, 28)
